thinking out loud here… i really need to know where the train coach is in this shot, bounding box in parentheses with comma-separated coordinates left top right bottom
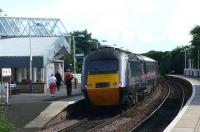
(81, 47, 159, 107)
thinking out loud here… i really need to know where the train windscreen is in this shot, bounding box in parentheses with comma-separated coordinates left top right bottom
(88, 59, 118, 73)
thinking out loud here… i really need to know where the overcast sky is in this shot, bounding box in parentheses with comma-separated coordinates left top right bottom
(1, 0, 200, 53)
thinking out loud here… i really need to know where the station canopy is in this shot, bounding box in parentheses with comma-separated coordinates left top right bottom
(0, 17, 69, 37)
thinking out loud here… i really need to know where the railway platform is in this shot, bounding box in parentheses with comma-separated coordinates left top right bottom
(164, 75, 200, 132)
(5, 84, 83, 132)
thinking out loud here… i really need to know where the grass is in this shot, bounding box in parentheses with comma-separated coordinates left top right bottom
(0, 102, 14, 132)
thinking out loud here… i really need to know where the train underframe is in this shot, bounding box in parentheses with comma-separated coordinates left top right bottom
(121, 79, 156, 108)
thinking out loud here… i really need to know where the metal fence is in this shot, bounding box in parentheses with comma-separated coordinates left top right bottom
(184, 68, 200, 77)
(0, 83, 9, 105)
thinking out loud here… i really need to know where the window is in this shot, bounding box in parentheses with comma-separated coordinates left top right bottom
(130, 61, 141, 77)
(88, 59, 118, 73)
(146, 62, 155, 73)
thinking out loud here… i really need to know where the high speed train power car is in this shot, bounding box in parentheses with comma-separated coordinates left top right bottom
(81, 47, 159, 106)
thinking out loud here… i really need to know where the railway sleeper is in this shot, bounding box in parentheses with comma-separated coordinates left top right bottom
(137, 90, 145, 101)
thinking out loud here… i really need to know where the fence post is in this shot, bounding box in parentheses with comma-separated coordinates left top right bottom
(0, 83, 3, 102)
(6, 83, 9, 105)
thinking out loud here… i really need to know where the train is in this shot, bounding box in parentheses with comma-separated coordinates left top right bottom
(81, 47, 159, 107)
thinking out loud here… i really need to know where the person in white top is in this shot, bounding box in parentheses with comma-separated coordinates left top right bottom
(48, 74, 57, 97)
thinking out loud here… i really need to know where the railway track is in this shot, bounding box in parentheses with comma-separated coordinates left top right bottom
(63, 108, 123, 132)
(61, 80, 169, 132)
(40, 78, 190, 132)
(131, 79, 187, 132)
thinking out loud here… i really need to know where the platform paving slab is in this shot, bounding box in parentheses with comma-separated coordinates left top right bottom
(171, 128, 194, 132)
(4, 85, 83, 132)
(25, 96, 84, 128)
(164, 76, 200, 132)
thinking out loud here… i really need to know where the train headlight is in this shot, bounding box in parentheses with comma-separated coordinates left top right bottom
(112, 82, 121, 87)
(84, 83, 93, 89)
(84, 84, 88, 89)
(87, 83, 93, 88)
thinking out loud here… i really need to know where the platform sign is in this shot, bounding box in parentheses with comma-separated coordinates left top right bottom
(2, 68, 11, 77)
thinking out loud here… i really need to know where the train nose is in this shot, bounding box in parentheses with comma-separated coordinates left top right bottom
(86, 73, 120, 106)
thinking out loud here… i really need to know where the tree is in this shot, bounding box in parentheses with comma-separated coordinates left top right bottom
(190, 25, 200, 68)
(170, 46, 185, 74)
(143, 50, 163, 66)
(190, 25, 200, 47)
(144, 50, 171, 75)
(144, 46, 186, 75)
(64, 30, 101, 73)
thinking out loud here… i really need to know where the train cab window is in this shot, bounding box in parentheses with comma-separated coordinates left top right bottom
(88, 59, 118, 73)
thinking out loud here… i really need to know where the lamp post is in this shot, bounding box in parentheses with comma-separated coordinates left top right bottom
(29, 24, 32, 93)
(72, 34, 85, 88)
(29, 23, 43, 93)
(72, 35, 76, 80)
(184, 50, 187, 69)
(181, 48, 188, 75)
(198, 46, 199, 69)
(96, 42, 99, 49)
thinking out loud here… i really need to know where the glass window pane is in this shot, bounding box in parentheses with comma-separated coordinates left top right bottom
(27, 19, 38, 36)
(0, 17, 14, 35)
(21, 18, 29, 36)
(48, 19, 57, 35)
(130, 62, 141, 77)
(7, 18, 21, 36)
(0, 22, 7, 35)
(35, 19, 48, 36)
(0, 17, 68, 37)
(88, 59, 118, 73)
(13, 18, 25, 35)
(50, 19, 61, 36)
(40, 19, 52, 36)
(57, 21, 67, 35)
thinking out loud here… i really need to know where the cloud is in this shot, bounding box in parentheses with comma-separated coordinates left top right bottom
(127, 0, 159, 16)
(5, 0, 200, 53)
(165, 0, 200, 44)
(137, 30, 163, 43)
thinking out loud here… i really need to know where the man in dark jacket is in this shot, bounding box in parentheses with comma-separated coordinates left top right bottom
(55, 71, 62, 91)
(64, 69, 73, 96)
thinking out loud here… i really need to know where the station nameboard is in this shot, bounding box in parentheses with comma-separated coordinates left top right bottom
(2, 68, 11, 77)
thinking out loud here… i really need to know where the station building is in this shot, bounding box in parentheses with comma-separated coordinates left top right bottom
(0, 16, 70, 93)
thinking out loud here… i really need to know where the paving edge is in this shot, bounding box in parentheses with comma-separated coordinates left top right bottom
(24, 96, 84, 128)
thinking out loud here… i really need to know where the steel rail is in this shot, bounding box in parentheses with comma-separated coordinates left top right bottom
(129, 81, 171, 131)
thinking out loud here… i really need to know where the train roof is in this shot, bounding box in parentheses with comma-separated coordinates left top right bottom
(86, 47, 157, 62)
(137, 55, 156, 62)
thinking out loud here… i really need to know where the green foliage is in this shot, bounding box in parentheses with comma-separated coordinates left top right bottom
(64, 30, 102, 73)
(0, 106, 14, 132)
(64, 54, 73, 71)
(170, 47, 185, 74)
(144, 46, 186, 75)
(144, 50, 171, 75)
(190, 25, 200, 47)
(190, 25, 200, 68)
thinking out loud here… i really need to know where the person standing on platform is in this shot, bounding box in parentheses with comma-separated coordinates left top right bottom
(55, 71, 62, 91)
(48, 74, 57, 97)
(65, 69, 73, 96)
